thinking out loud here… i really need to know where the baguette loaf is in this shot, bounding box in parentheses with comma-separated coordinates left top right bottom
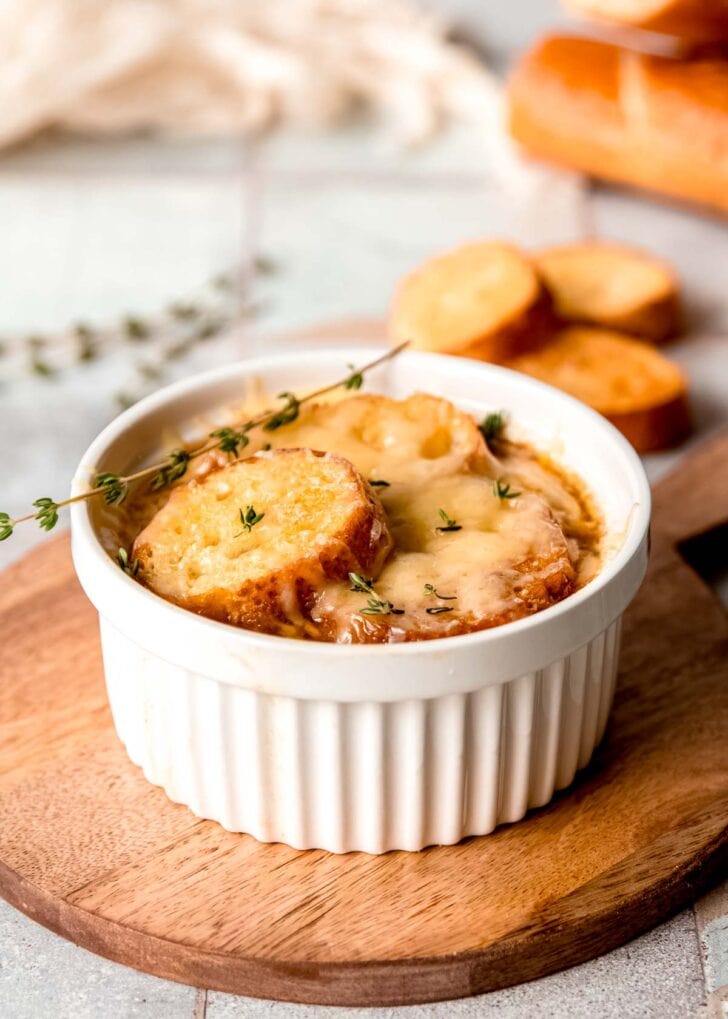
(508, 34, 728, 216)
(565, 0, 728, 41)
(133, 448, 392, 635)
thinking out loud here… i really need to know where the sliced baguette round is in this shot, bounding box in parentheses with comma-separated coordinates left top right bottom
(313, 477, 577, 644)
(537, 242, 681, 341)
(507, 326, 690, 452)
(133, 448, 392, 635)
(259, 392, 495, 481)
(390, 241, 553, 362)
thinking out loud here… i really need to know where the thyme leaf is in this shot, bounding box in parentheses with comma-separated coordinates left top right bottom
(115, 391, 136, 411)
(263, 391, 300, 431)
(349, 572, 374, 593)
(480, 411, 504, 444)
(436, 508, 462, 532)
(349, 571, 404, 616)
(75, 323, 97, 363)
(253, 254, 277, 276)
(424, 583, 457, 600)
(117, 547, 140, 577)
(210, 426, 250, 459)
(493, 479, 521, 501)
(30, 355, 55, 378)
(94, 472, 128, 505)
(0, 512, 14, 541)
(151, 448, 191, 490)
(194, 318, 223, 342)
(33, 497, 59, 532)
(361, 597, 405, 616)
(168, 302, 201, 321)
(345, 363, 364, 390)
(123, 316, 149, 341)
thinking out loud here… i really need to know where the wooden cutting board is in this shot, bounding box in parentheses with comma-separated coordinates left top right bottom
(0, 425, 726, 1007)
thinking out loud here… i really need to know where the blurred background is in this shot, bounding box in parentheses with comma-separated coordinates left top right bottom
(2, 0, 727, 571)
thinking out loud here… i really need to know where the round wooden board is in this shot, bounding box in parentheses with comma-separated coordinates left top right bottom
(1, 432, 727, 1007)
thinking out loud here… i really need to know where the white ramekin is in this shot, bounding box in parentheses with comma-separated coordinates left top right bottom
(71, 347, 650, 854)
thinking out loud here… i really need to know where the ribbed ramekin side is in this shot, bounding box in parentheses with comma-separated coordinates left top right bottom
(99, 616, 623, 853)
(596, 616, 622, 745)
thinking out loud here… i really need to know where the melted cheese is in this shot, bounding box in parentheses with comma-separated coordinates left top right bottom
(115, 392, 602, 643)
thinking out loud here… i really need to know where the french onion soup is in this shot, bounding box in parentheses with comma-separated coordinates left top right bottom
(110, 392, 602, 643)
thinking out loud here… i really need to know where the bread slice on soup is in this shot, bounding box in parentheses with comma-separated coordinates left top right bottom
(133, 448, 392, 636)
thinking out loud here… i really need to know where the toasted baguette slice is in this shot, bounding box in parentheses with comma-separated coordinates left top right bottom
(256, 392, 495, 481)
(313, 474, 577, 643)
(508, 34, 728, 217)
(197, 393, 495, 484)
(508, 326, 690, 451)
(133, 448, 392, 634)
(565, 0, 728, 42)
(390, 241, 553, 362)
(537, 242, 681, 341)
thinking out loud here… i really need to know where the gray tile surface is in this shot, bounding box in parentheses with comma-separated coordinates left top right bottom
(698, 886, 728, 995)
(0, 900, 197, 1018)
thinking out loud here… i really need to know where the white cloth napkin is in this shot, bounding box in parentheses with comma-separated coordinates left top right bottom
(0, 0, 502, 142)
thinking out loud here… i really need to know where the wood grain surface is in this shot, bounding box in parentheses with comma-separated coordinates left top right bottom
(0, 426, 726, 1006)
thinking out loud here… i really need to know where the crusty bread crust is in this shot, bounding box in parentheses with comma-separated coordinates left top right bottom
(565, 0, 728, 42)
(315, 546, 576, 644)
(133, 448, 392, 636)
(537, 242, 682, 342)
(605, 391, 691, 452)
(508, 34, 728, 217)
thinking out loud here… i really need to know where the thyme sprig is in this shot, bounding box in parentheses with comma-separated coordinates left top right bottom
(345, 363, 364, 390)
(493, 479, 521, 501)
(349, 572, 374, 592)
(424, 582, 456, 615)
(0, 343, 409, 543)
(369, 479, 390, 488)
(435, 508, 462, 532)
(424, 583, 457, 600)
(348, 571, 404, 617)
(1, 259, 275, 399)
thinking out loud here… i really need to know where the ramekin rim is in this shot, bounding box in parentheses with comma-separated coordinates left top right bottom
(70, 346, 651, 658)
